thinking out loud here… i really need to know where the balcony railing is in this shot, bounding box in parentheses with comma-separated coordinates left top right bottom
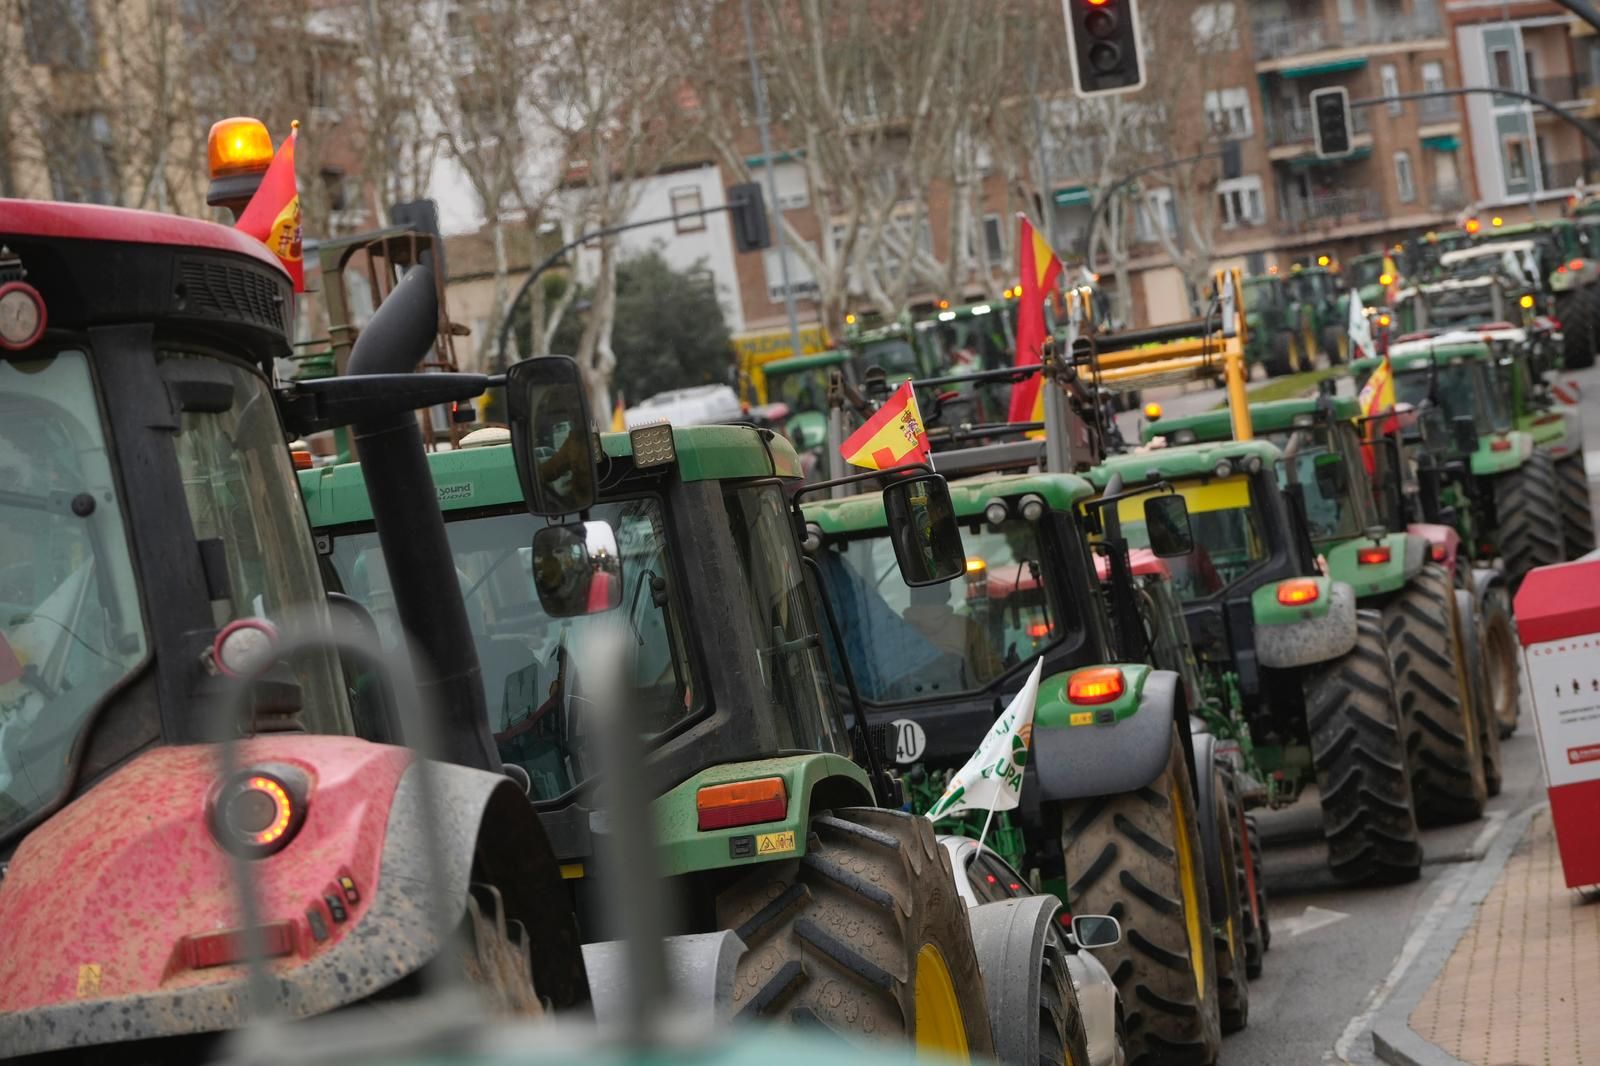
(1540, 158, 1600, 192)
(1252, 10, 1444, 62)
(1429, 182, 1468, 214)
(1264, 104, 1371, 149)
(1281, 188, 1384, 229)
(1528, 72, 1593, 105)
(1417, 94, 1459, 122)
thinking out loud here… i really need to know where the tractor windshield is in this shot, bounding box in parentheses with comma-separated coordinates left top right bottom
(815, 517, 1067, 703)
(1394, 363, 1504, 434)
(328, 498, 703, 801)
(0, 350, 148, 836)
(855, 337, 921, 377)
(1111, 477, 1269, 601)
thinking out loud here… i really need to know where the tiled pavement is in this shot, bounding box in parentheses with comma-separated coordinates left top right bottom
(1408, 811, 1600, 1065)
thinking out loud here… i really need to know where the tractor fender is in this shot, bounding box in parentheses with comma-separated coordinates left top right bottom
(1408, 522, 1461, 576)
(1254, 580, 1358, 670)
(0, 757, 587, 1058)
(583, 931, 745, 1027)
(1190, 732, 1230, 927)
(1032, 669, 1181, 802)
(966, 894, 1074, 1066)
(1469, 566, 1505, 610)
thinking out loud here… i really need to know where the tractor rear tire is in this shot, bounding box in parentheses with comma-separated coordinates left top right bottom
(1480, 584, 1522, 739)
(1203, 761, 1250, 1034)
(1556, 453, 1596, 559)
(716, 807, 995, 1056)
(1559, 290, 1598, 369)
(1061, 728, 1222, 1066)
(1040, 928, 1093, 1066)
(1242, 812, 1269, 979)
(1493, 451, 1565, 590)
(1384, 564, 1487, 827)
(1457, 588, 1504, 799)
(1304, 609, 1424, 884)
(1266, 333, 1294, 378)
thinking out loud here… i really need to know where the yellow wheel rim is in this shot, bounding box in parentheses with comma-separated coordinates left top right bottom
(914, 943, 970, 1062)
(1169, 778, 1207, 998)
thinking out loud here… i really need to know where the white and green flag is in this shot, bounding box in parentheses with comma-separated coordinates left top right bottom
(926, 658, 1043, 820)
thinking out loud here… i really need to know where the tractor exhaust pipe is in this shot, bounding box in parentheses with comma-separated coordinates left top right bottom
(344, 266, 498, 772)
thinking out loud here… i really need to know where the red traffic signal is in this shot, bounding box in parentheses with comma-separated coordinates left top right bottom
(1065, 0, 1145, 97)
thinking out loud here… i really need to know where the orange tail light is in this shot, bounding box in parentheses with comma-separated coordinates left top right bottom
(697, 777, 788, 831)
(1276, 579, 1320, 606)
(1067, 667, 1125, 705)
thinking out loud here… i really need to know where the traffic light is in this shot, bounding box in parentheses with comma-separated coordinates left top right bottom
(726, 183, 771, 253)
(1065, 0, 1145, 98)
(1311, 87, 1352, 157)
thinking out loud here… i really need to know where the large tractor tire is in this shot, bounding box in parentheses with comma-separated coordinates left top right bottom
(1304, 609, 1424, 884)
(1241, 812, 1269, 979)
(967, 896, 1092, 1066)
(1456, 588, 1504, 799)
(1265, 332, 1294, 378)
(718, 807, 995, 1056)
(1061, 729, 1221, 1066)
(1197, 755, 1250, 1034)
(1557, 290, 1598, 369)
(1493, 451, 1565, 590)
(1556, 453, 1596, 559)
(1480, 583, 1522, 739)
(1383, 564, 1487, 827)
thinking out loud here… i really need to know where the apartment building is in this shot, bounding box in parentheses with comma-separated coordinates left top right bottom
(1447, 0, 1600, 220)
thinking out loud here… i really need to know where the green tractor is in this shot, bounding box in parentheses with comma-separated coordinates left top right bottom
(1347, 250, 1406, 309)
(1355, 336, 1588, 590)
(1080, 439, 1429, 882)
(1145, 396, 1507, 806)
(758, 349, 853, 477)
(303, 413, 1084, 1055)
(1429, 219, 1600, 369)
(1285, 262, 1348, 365)
(1242, 273, 1308, 377)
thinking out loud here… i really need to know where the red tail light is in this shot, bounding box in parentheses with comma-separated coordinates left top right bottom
(697, 777, 788, 830)
(182, 921, 297, 969)
(1276, 579, 1320, 606)
(1429, 544, 1447, 562)
(1571, 259, 1585, 271)
(1490, 438, 1512, 452)
(1357, 546, 1392, 565)
(1067, 667, 1125, 705)
(1028, 622, 1051, 638)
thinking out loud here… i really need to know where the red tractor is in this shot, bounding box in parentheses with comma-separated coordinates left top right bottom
(0, 197, 589, 1059)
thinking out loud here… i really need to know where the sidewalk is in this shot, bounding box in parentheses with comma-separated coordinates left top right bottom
(1394, 810, 1600, 1065)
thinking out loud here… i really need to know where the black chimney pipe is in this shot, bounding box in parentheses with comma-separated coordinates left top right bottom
(344, 265, 498, 772)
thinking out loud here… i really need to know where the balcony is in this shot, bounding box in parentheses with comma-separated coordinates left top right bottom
(1429, 182, 1468, 215)
(1539, 158, 1600, 192)
(1264, 104, 1371, 149)
(1417, 95, 1460, 123)
(1528, 72, 1594, 108)
(1252, 10, 1445, 65)
(1281, 188, 1384, 232)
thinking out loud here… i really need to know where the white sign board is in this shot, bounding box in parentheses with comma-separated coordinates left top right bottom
(1524, 637, 1600, 788)
(889, 718, 927, 765)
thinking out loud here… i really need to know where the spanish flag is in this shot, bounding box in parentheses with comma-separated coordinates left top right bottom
(611, 392, 626, 432)
(1381, 253, 1401, 305)
(1358, 353, 1396, 428)
(840, 379, 928, 471)
(236, 122, 304, 292)
(1007, 214, 1064, 424)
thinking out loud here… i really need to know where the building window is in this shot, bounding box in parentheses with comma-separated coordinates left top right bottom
(1422, 61, 1445, 93)
(1394, 151, 1416, 203)
(983, 214, 1005, 264)
(1134, 187, 1178, 242)
(1204, 88, 1253, 138)
(1504, 136, 1530, 183)
(1216, 176, 1264, 228)
(670, 186, 705, 233)
(1491, 47, 1516, 92)
(1382, 65, 1402, 116)
(762, 245, 818, 303)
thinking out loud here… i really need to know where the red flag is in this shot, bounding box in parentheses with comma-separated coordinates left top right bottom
(236, 123, 304, 292)
(1007, 214, 1063, 423)
(839, 380, 929, 470)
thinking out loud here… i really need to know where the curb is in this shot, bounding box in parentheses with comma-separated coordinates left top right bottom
(1369, 803, 1545, 1066)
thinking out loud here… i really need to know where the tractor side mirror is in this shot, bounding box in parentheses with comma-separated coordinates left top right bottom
(1313, 453, 1348, 499)
(507, 356, 598, 517)
(882, 474, 966, 586)
(1071, 914, 1122, 949)
(531, 521, 623, 618)
(1143, 494, 1194, 558)
(1450, 414, 1478, 457)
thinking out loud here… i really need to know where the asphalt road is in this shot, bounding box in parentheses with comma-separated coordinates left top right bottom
(1122, 360, 1600, 1064)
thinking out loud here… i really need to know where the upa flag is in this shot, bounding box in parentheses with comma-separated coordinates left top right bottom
(926, 658, 1043, 820)
(236, 123, 304, 292)
(839, 379, 928, 471)
(1007, 215, 1064, 424)
(1347, 289, 1374, 362)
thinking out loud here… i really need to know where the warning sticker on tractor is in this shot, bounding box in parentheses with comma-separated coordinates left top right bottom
(76, 964, 101, 998)
(1070, 711, 1094, 726)
(756, 831, 796, 855)
(437, 483, 473, 503)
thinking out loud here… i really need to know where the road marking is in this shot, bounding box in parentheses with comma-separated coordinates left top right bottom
(1469, 810, 1506, 859)
(1280, 905, 1350, 939)
(1328, 808, 1517, 1064)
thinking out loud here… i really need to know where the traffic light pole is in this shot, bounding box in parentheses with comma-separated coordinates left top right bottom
(1348, 87, 1600, 155)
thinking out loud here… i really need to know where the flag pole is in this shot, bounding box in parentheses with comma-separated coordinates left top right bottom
(975, 790, 1001, 853)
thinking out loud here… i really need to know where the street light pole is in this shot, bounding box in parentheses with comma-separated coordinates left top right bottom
(741, 0, 805, 364)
